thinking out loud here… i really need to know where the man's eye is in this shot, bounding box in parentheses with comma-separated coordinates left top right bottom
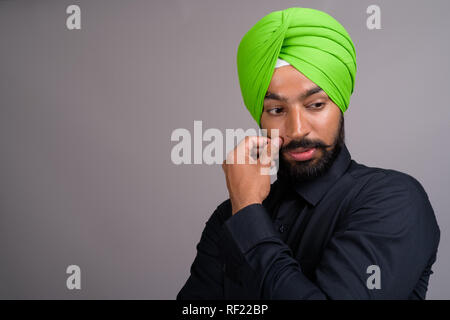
(308, 102, 325, 109)
(268, 107, 284, 114)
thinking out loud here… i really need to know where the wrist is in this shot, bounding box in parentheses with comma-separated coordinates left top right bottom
(231, 199, 262, 215)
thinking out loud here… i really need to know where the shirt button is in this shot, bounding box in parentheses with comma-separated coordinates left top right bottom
(279, 224, 286, 233)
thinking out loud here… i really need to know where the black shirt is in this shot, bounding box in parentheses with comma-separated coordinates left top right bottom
(177, 143, 440, 299)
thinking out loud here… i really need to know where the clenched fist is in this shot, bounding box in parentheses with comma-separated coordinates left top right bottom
(222, 135, 283, 215)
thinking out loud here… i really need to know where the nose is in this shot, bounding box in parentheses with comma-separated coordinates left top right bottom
(285, 106, 310, 141)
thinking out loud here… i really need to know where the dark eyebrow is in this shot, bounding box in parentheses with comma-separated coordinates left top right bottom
(264, 86, 323, 102)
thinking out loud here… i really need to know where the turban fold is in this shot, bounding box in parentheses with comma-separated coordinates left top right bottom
(236, 7, 357, 126)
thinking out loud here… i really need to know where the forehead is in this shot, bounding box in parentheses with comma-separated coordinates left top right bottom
(268, 65, 316, 91)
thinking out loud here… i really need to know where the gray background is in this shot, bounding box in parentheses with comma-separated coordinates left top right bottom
(0, 0, 449, 299)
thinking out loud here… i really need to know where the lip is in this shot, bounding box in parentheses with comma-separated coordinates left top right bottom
(287, 148, 316, 161)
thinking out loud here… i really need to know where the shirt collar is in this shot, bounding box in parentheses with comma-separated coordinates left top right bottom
(276, 143, 352, 207)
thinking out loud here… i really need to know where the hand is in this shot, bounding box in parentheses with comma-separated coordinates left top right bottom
(222, 135, 282, 215)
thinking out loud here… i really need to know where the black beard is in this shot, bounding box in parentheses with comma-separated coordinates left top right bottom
(277, 114, 345, 184)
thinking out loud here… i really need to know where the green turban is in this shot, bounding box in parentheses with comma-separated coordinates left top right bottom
(236, 7, 357, 126)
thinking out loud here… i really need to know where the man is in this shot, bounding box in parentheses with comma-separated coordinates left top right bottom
(177, 7, 440, 299)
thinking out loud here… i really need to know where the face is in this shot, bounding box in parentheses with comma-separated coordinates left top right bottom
(260, 65, 345, 182)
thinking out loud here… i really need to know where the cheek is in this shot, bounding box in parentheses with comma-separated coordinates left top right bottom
(324, 110, 340, 139)
(260, 114, 286, 137)
(260, 112, 271, 127)
(312, 108, 340, 141)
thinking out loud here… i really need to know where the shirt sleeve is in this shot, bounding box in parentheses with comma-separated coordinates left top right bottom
(222, 172, 441, 299)
(176, 205, 226, 300)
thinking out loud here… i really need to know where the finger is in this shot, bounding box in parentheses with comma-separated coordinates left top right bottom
(244, 136, 269, 152)
(241, 136, 270, 164)
(258, 142, 274, 176)
(259, 140, 272, 166)
(270, 136, 282, 160)
(259, 136, 282, 165)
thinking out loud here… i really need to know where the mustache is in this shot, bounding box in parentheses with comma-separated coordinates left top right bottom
(280, 138, 332, 152)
